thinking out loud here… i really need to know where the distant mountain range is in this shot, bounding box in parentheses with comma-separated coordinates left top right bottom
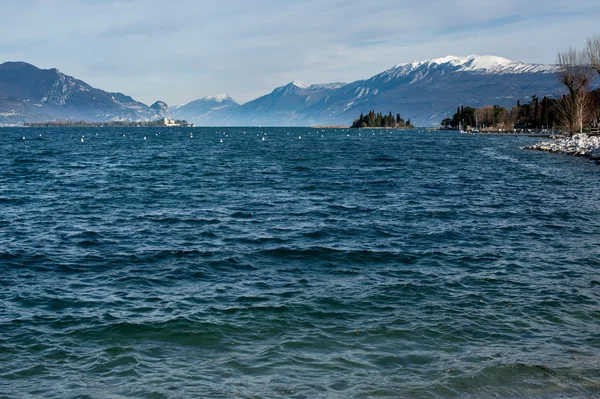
(0, 62, 170, 124)
(0, 56, 565, 126)
(170, 94, 239, 126)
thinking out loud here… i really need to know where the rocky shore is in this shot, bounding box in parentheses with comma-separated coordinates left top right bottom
(524, 134, 600, 159)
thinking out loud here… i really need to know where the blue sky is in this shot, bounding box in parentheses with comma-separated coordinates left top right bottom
(1, 0, 599, 105)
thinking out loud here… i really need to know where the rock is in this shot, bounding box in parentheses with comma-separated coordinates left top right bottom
(524, 134, 600, 158)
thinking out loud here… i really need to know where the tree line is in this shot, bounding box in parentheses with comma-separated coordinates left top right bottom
(441, 95, 572, 130)
(351, 110, 412, 128)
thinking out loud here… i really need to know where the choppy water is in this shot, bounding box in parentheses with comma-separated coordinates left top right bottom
(1, 127, 600, 398)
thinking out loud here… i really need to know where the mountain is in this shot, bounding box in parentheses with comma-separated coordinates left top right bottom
(149, 101, 171, 118)
(1, 56, 567, 126)
(227, 82, 348, 126)
(182, 55, 564, 127)
(171, 94, 239, 125)
(0, 62, 170, 124)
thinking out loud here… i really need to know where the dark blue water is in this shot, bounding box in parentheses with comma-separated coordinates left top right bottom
(1, 127, 600, 398)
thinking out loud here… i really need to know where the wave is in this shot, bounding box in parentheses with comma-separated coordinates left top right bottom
(257, 246, 417, 265)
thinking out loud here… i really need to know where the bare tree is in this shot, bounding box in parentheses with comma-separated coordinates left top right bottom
(585, 34, 600, 75)
(480, 106, 495, 128)
(556, 92, 593, 135)
(556, 47, 596, 134)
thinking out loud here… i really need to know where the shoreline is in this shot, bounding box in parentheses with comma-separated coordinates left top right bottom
(523, 134, 600, 159)
(467, 132, 556, 137)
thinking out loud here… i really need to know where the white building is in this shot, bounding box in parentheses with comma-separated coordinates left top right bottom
(162, 118, 180, 127)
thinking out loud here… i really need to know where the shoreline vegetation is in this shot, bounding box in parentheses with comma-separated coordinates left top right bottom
(440, 96, 563, 132)
(440, 93, 600, 135)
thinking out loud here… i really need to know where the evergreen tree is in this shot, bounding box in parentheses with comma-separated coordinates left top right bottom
(541, 96, 549, 127)
(533, 95, 539, 128)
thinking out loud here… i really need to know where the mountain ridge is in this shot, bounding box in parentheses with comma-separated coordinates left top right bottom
(390, 55, 556, 75)
(214, 55, 564, 126)
(0, 61, 170, 124)
(0, 56, 565, 126)
(176, 55, 563, 126)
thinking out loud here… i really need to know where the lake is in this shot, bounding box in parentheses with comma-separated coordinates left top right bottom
(1, 127, 599, 398)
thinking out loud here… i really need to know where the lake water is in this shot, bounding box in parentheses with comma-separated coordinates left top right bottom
(1, 127, 599, 398)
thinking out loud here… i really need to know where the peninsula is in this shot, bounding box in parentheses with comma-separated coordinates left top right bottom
(23, 118, 194, 128)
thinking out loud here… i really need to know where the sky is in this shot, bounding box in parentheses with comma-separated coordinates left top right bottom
(1, 0, 599, 106)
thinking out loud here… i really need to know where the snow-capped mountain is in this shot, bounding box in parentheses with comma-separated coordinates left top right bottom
(212, 55, 564, 126)
(171, 94, 239, 124)
(385, 55, 556, 78)
(0, 62, 170, 124)
(1, 56, 567, 126)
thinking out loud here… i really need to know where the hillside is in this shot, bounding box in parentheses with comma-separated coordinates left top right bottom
(0, 62, 170, 124)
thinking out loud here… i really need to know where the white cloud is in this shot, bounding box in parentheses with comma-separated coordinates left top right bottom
(0, 0, 599, 105)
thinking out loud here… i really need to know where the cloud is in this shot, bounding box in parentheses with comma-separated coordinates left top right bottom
(0, 0, 599, 105)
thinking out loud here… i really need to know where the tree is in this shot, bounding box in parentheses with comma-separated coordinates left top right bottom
(461, 106, 476, 128)
(541, 96, 549, 127)
(533, 95, 539, 128)
(585, 33, 600, 76)
(452, 107, 461, 128)
(493, 105, 510, 127)
(556, 47, 596, 134)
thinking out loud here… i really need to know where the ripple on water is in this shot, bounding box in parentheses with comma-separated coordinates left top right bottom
(1, 127, 600, 398)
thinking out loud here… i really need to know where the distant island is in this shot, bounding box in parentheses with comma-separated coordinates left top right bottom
(351, 111, 413, 128)
(23, 118, 194, 128)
